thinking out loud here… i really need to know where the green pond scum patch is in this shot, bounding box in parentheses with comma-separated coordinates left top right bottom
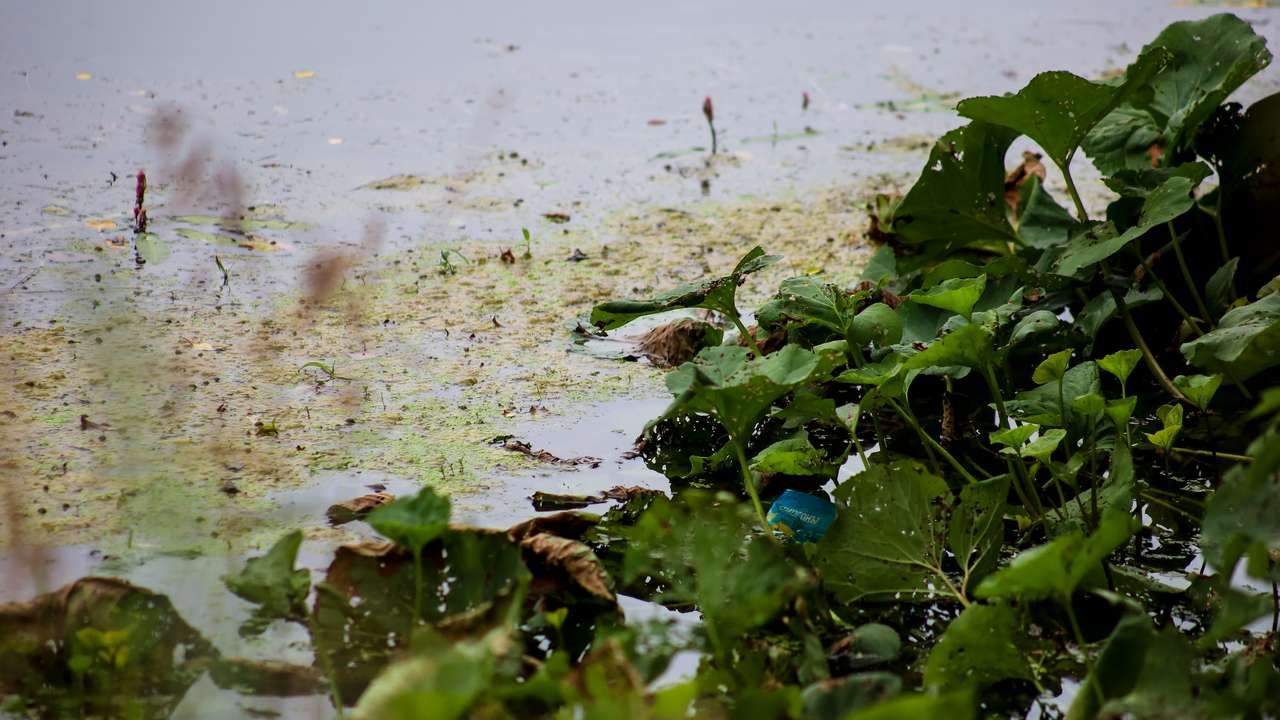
(0, 180, 878, 555)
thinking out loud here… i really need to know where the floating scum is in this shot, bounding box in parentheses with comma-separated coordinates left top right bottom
(4, 11, 1280, 720)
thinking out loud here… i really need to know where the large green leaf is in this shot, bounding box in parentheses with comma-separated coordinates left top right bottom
(621, 493, 808, 658)
(908, 276, 987, 320)
(1200, 416, 1280, 580)
(1007, 310, 1060, 347)
(948, 475, 1011, 590)
(975, 507, 1135, 602)
(1006, 361, 1100, 427)
(589, 246, 779, 330)
(367, 487, 453, 556)
(1067, 616, 1197, 720)
(1180, 292, 1280, 381)
(849, 303, 903, 348)
(1205, 258, 1240, 318)
(1103, 162, 1212, 198)
(662, 344, 822, 441)
(1082, 105, 1165, 176)
(890, 122, 1020, 256)
(957, 48, 1169, 172)
(1084, 14, 1271, 174)
(816, 461, 1004, 605)
(1016, 176, 1079, 249)
(755, 276, 848, 334)
(816, 461, 950, 604)
(222, 530, 310, 636)
(312, 528, 528, 698)
(1076, 286, 1163, 343)
(1052, 175, 1197, 276)
(802, 673, 902, 720)
(1145, 13, 1271, 153)
(924, 602, 1035, 689)
(844, 689, 974, 720)
(901, 323, 994, 372)
(751, 431, 840, 476)
(351, 628, 514, 720)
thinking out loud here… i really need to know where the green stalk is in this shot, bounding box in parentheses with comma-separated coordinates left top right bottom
(850, 428, 869, 469)
(1060, 160, 1192, 404)
(886, 398, 981, 484)
(1166, 223, 1214, 328)
(731, 438, 770, 531)
(412, 547, 425, 624)
(729, 313, 765, 358)
(1107, 280, 1192, 406)
(1170, 446, 1253, 463)
(981, 365, 1013, 429)
(1065, 161, 1191, 406)
(1060, 156, 1090, 223)
(981, 365, 1045, 518)
(1129, 244, 1205, 337)
(1206, 191, 1235, 292)
(1057, 379, 1067, 431)
(1066, 601, 1106, 707)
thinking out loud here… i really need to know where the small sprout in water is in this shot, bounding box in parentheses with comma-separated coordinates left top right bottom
(215, 255, 230, 288)
(300, 360, 349, 384)
(703, 95, 717, 155)
(438, 249, 470, 276)
(254, 419, 280, 437)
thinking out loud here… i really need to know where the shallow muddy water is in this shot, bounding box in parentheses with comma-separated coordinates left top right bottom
(2, 0, 1279, 716)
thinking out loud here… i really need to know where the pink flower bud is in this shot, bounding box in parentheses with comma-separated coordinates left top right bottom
(702, 96, 714, 124)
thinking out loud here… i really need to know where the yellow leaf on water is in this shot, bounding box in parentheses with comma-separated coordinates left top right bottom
(294, 70, 316, 79)
(42, 205, 71, 217)
(75, 72, 92, 81)
(327, 137, 343, 145)
(85, 218, 117, 231)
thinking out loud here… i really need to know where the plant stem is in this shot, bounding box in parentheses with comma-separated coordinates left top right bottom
(980, 365, 1045, 517)
(412, 547, 425, 624)
(1206, 192, 1236, 299)
(308, 613, 346, 716)
(981, 366, 1013, 429)
(1057, 379, 1067, 430)
(1065, 601, 1106, 707)
(731, 438, 770, 532)
(1129, 244, 1205, 337)
(1109, 284, 1192, 406)
(850, 428, 869, 469)
(1166, 223, 1214, 328)
(1272, 580, 1278, 634)
(729, 314, 765, 358)
(1139, 492, 1200, 524)
(933, 569, 971, 609)
(885, 397, 941, 474)
(1060, 157, 1090, 223)
(1170, 446, 1253, 463)
(1003, 458, 1039, 519)
(886, 398, 981, 484)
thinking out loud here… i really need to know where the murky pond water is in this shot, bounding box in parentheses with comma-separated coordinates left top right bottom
(2, 0, 1279, 716)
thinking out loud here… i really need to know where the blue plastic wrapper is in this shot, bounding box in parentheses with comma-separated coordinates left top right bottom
(766, 489, 836, 543)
